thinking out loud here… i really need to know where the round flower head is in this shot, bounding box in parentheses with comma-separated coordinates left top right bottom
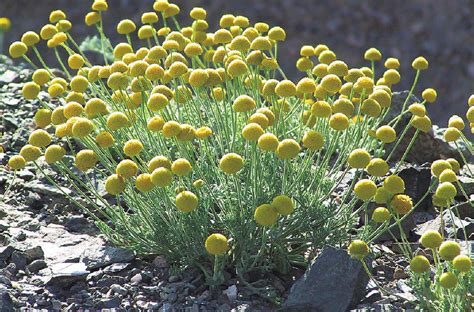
(0, 17, 11, 31)
(44, 145, 66, 164)
(32, 69, 51, 86)
(444, 127, 461, 142)
(366, 158, 389, 177)
(272, 195, 294, 215)
(383, 69, 400, 85)
(22, 82, 40, 100)
(68, 54, 85, 70)
(408, 103, 426, 117)
(257, 133, 278, 152)
(375, 125, 396, 143)
(390, 194, 412, 215)
(20, 145, 42, 162)
(364, 48, 382, 61)
(439, 169, 457, 183)
(8, 155, 26, 170)
(232, 95, 256, 113)
(75, 150, 97, 171)
(72, 118, 94, 138)
(412, 56, 428, 71)
(96, 131, 114, 148)
(105, 174, 126, 195)
(448, 115, 465, 130)
(348, 240, 370, 260)
(439, 241, 461, 261)
(151, 167, 173, 187)
(439, 272, 457, 289)
(348, 149, 371, 169)
(372, 207, 390, 223)
(435, 182, 457, 200)
(329, 113, 349, 131)
(171, 158, 192, 176)
(354, 179, 377, 201)
(116, 159, 138, 178)
(135, 173, 155, 193)
(34, 109, 52, 128)
(422, 88, 437, 103)
(205, 234, 229, 256)
(276, 139, 301, 160)
(117, 19, 136, 35)
(420, 230, 443, 249)
(431, 160, 452, 177)
(29, 129, 51, 147)
(374, 187, 392, 204)
(107, 112, 130, 131)
(383, 175, 405, 194)
(123, 139, 143, 157)
(254, 204, 278, 226)
(21, 31, 40, 47)
(268, 26, 286, 41)
(410, 255, 430, 274)
(162, 121, 182, 138)
(384, 57, 400, 69)
(311, 101, 332, 118)
(242, 123, 264, 141)
(176, 191, 198, 213)
(302, 131, 324, 151)
(275, 80, 296, 97)
(410, 115, 432, 133)
(467, 107, 474, 123)
(248, 113, 269, 129)
(9, 41, 28, 58)
(453, 255, 472, 273)
(320, 74, 342, 93)
(446, 158, 460, 173)
(220, 153, 244, 174)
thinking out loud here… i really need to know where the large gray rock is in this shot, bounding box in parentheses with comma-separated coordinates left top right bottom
(81, 245, 135, 270)
(0, 287, 14, 312)
(283, 246, 370, 312)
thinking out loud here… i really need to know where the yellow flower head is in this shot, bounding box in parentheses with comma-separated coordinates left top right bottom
(205, 234, 229, 256)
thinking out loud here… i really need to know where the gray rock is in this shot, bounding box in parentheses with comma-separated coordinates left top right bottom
(0, 246, 14, 262)
(0, 221, 9, 232)
(64, 216, 92, 233)
(160, 303, 173, 312)
(45, 262, 89, 287)
(223, 285, 238, 301)
(152, 255, 168, 268)
(81, 245, 134, 270)
(103, 262, 130, 273)
(24, 246, 44, 263)
(27, 259, 47, 274)
(96, 297, 121, 309)
(0, 287, 14, 312)
(110, 284, 128, 296)
(283, 246, 370, 312)
(10, 251, 27, 271)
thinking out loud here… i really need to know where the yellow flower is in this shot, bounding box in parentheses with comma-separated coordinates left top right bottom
(32, 69, 51, 86)
(384, 57, 400, 69)
(354, 179, 377, 201)
(275, 80, 296, 97)
(422, 88, 437, 103)
(431, 160, 452, 177)
(412, 56, 429, 71)
(68, 54, 85, 70)
(375, 125, 396, 143)
(220, 153, 244, 174)
(9, 41, 28, 58)
(254, 204, 278, 226)
(20, 145, 42, 162)
(72, 117, 94, 138)
(176, 191, 198, 213)
(372, 207, 390, 223)
(0, 17, 11, 31)
(348, 240, 369, 260)
(22, 82, 40, 100)
(107, 112, 130, 130)
(348, 149, 371, 169)
(410, 255, 430, 274)
(135, 173, 155, 193)
(276, 139, 301, 160)
(435, 182, 457, 200)
(390, 194, 413, 215)
(205, 234, 229, 256)
(420, 230, 443, 249)
(34, 109, 52, 128)
(105, 174, 126, 195)
(438, 272, 457, 289)
(123, 139, 143, 157)
(444, 127, 461, 142)
(8, 155, 26, 170)
(329, 113, 349, 131)
(439, 241, 461, 261)
(453, 255, 472, 273)
(242, 123, 264, 141)
(171, 158, 192, 176)
(272, 195, 294, 215)
(44, 145, 66, 164)
(29, 129, 51, 147)
(116, 159, 138, 178)
(383, 175, 405, 194)
(95, 131, 114, 148)
(151, 167, 173, 187)
(364, 47, 382, 61)
(366, 158, 389, 177)
(302, 131, 324, 151)
(311, 101, 332, 118)
(410, 115, 432, 133)
(268, 26, 286, 41)
(320, 74, 341, 93)
(75, 150, 97, 171)
(21, 31, 40, 47)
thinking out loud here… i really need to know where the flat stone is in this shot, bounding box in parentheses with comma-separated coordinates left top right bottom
(283, 246, 370, 312)
(24, 246, 44, 263)
(81, 245, 134, 270)
(45, 262, 89, 287)
(11, 251, 27, 270)
(27, 259, 48, 274)
(0, 246, 14, 262)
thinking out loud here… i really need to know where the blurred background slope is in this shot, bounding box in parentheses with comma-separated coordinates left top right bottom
(1, 0, 473, 126)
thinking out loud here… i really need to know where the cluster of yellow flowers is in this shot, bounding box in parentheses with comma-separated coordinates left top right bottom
(4, 1, 472, 296)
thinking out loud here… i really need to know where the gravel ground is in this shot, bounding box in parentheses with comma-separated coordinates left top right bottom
(1, 0, 474, 127)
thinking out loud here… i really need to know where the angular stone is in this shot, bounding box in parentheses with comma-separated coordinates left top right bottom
(81, 245, 134, 270)
(24, 246, 44, 263)
(27, 259, 47, 274)
(0, 246, 14, 262)
(283, 246, 370, 312)
(0, 287, 14, 312)
(45, 262, 89, 287)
